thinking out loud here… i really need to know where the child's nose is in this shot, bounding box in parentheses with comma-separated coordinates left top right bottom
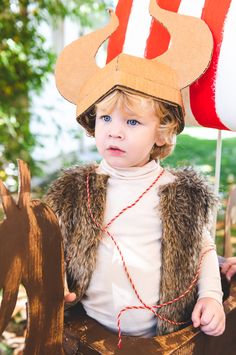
(109, 131, 124, 139)
(108, 123, 124, 139)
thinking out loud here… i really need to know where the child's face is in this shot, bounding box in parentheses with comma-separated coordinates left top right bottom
(95, 106, 162, 168)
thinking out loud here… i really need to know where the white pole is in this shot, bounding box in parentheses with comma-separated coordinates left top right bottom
(211, 130, 222, 239)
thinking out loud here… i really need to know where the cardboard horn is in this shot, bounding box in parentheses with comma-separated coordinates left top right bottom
(0, 180, 16, 218)
(55, 9, 119, 104)
(55, 0, 213, 131)
(17, 159, 31, 208)
(149, 0, 213, 89)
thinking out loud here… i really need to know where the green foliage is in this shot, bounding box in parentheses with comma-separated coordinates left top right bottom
(0, 0, 109, 187)
(163, 134, 236, 194)
(0, 341, 12, 355)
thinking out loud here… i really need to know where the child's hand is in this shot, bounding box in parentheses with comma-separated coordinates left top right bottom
(64, 291, 76, 303)
(64, 275, 76, 303)
(191, 297, 225, 336)
(221, 257, 236, 281)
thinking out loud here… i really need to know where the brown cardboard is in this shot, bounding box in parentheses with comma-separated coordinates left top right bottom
(75, 54, 184, 129)
(55, 0, 213, 131)
(55, 9, 119, 105)
(0, 160, 64, 354)
(149, 0, 213, 89)
(62, 285, 236, 355)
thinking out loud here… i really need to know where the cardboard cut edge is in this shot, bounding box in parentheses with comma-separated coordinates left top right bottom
(75, 72, 185, 134)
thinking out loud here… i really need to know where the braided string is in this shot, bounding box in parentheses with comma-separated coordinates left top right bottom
(104, 169, 165, 230)
(116, 247, 213, 348)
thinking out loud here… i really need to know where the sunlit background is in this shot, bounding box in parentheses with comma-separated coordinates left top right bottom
(31, 0, 236, 163)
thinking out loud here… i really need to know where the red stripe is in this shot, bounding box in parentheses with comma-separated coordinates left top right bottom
(106, 0, 133, 63)
(145, 0, 182, 59)
(190, 0, 232, 130)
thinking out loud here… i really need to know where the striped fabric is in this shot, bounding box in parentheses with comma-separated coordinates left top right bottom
(107, 0, 236, 131)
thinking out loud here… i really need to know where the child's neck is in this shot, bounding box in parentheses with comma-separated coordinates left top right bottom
(97, 159, 160, 180)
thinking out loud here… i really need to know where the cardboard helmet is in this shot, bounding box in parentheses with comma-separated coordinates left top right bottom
(55, 0, 213, 134)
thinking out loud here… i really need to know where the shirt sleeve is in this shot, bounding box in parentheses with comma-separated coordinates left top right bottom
(197, 224, 223, 305)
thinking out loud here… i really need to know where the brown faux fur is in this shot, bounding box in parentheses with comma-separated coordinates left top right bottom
(157, 168, 217, 334)
(45, 164, 217, 335)
(45, 164, 109, 301)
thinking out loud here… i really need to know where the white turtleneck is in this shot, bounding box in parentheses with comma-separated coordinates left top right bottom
(81, 159, 222, 337)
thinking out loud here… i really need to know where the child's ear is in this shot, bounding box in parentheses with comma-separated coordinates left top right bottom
(155, 132, 166, 147)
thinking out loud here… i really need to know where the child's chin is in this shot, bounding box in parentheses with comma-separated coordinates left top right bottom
(105, 158, 146, 169)
(105, 157, 130, 169)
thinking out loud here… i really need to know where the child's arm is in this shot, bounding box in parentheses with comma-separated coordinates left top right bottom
(221, 257, 236, 281)
(192, 229, 225, 335)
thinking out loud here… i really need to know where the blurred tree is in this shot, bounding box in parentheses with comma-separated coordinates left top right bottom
(0, 0, 110, 188)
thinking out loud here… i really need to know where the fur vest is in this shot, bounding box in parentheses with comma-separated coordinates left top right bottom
(45, 164, 216, 335)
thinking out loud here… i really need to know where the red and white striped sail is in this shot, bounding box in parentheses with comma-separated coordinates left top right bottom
(107, 0, 236, 131)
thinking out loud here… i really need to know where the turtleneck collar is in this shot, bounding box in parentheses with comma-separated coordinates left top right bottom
(97, 159, 161, 180)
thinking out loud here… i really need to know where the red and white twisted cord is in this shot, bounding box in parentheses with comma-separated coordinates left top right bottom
(86, 172, 213, 349)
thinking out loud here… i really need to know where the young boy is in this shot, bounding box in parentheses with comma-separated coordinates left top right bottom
(46, 89, 225, 339)
(48, 0, 226, 343)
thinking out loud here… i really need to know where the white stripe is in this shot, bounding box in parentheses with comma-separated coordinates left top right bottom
(215, 0, 236, 131)
(178, 0, 205, 18)
(123, 0, 152, 57)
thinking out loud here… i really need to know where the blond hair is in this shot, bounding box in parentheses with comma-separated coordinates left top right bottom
(79, 89, 183, 160)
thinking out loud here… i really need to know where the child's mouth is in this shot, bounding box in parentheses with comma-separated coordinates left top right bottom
(107, 146, 125, 156)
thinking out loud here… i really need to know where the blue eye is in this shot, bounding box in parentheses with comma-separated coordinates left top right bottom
(102, 115, 112, 122)
(127, 119, 140, 126)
